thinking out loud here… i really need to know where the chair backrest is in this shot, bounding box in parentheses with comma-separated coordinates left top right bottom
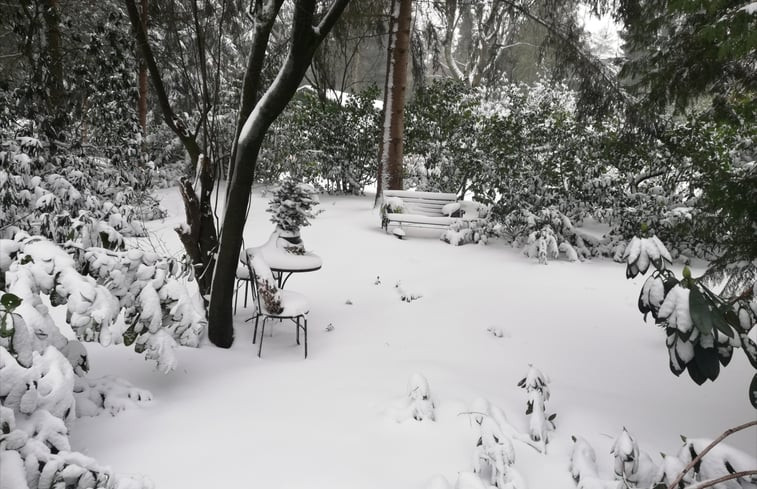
(247, 252, 283, 315)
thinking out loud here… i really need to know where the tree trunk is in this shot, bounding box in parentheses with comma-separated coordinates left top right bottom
(207, 0, 350, 348)
(376, 0, 411, 205)
(42, 0, 65, 142)
(137, 0, 148, 132)
(125, 0, 217, 302)
(226, 0, 285, 189)
(375, 0, 397, 206)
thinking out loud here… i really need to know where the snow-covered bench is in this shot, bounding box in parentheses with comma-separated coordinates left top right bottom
(381, 190, 487, 236)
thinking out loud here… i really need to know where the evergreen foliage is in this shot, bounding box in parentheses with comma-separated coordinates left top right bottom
(266, 177, 320, 234)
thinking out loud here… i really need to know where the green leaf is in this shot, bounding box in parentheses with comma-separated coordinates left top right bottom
(749, 373, 756, 409)
(691, 344, 720, 383)
(689, 286, 714, 335)
(1, 293, 22, 312)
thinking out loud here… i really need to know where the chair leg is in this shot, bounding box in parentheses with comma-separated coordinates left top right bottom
(244, 281, 249, 308)
(258, 317, 266, 358)
(303, 317, 308, 359)
(234, 280, 239, 314)
(296, 317, 300, 345)
(252, 315, 259, 344)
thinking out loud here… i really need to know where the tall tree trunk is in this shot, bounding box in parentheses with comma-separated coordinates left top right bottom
(137, 0, 148, 132)
(125, 0, 217, 304)
(208, 0, 350, 348)
(226, 0, 285, 192)
(375, 0, 397, 206)
(376, 0, 411, 205)
(42, 0, 65, 142)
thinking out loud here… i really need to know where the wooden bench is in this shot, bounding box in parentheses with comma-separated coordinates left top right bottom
(380, 190, 461, 232)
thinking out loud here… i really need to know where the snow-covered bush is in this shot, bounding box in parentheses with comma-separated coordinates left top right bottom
(610, 428, 658, 487)
(0, 297, 154, 489)
(517, 366, 555, 448)
(389, 373, 435, 422)
(0, 135, 163, 247)
(571, 426, 757, 489)
(0, 232, 203, 488)
(672, 437, 757, 489)
(407, 373, 435, 421)
(472, 416, 518, 488)
(624, 235, 757, 407)
(441, 219, 496, 247)
(258, 86, 381, 193)
(504, 208, 592, 263)
(1, 234, 205, 373)
(569, 436, 618, 489)
(266, 177, 320, 238)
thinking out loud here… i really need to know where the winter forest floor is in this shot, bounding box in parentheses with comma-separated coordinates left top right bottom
(69, 186, 755, 489)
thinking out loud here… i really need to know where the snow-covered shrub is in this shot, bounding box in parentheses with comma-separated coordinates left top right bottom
(673, 437, 757, 489)
(472, 416, 519, 488)
(0, 233, 202, 489)
(2, 234, 204, 373)
(395, 281, 423, 303)
(383, 196, 406, 214)
(517, 366, 555, 448)
(503, 208, 592, 263)
(569, 436, 619, 489)
(258, 86, 381, 193)
(441, 219, 496, 246)
(266, 177, 320, 237)
(0, 135, 163, 247)
(407, 373, 435, 421)
(0, 300, 153, 489)
(624, 235, 757, 407)
(610, 428, 658, 487)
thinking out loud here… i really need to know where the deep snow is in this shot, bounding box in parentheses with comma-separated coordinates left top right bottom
(69, 187, 755, 489)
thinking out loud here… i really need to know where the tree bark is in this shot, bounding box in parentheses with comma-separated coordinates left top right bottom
(226, 0, 285, 188)
(375, 0, 397, 206)
(42, 0, 65, 141)
(137, 0, 148, 132)
(125, 0, 218, 302)
(376, 0, 411, 203)
(207, 0, 350, 348)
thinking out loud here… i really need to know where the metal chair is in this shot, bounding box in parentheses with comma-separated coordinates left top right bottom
(245, 251, 310, 358)
(234, 260, 252, 314)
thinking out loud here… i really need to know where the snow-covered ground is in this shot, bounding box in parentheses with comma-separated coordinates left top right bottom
(70, 187, 755, 489)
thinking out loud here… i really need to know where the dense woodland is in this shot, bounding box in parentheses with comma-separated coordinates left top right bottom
(0, 0, 755, 488)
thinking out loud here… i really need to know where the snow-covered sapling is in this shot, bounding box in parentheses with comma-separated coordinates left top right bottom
(407, 373, 435, 421)
(569, 436, 620, 489)
(396, 281, 422, 303)
(472, 416, 518, 488)
(610, 427, 657, 487)
(517, 365, 555, 447)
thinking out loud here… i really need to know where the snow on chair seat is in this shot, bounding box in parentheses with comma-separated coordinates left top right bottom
(248, 253, 310, 358)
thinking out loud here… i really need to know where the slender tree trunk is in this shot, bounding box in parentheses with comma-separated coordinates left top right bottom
(42, 0, 65, 142)
(376, 0, 411, 205)
(125, 0, 217, 303)
(208, 0, 350, 347)
(137, 0, 148, 131)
